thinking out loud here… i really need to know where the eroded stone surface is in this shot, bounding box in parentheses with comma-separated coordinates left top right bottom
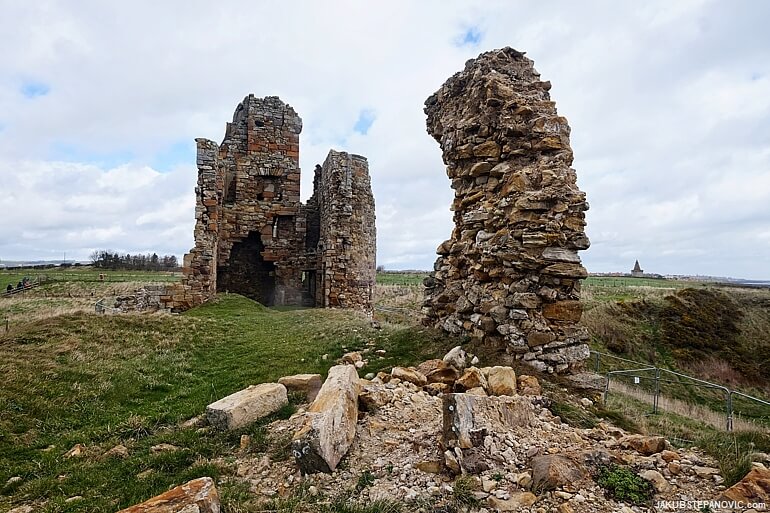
(442, 393, 534, 450)
(292, 365, 360, 473)
(422, 48, 590, 373)
(206, 383, 288, 431)
(117, 477, 220, 513)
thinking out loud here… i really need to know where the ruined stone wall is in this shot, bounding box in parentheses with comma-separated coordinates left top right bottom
(318, 151, 377, 309)
(422, 48, 591, 373)
(124, 95, 376, 313)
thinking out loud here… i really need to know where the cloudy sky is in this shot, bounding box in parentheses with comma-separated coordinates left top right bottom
(1, 0, 769, 279)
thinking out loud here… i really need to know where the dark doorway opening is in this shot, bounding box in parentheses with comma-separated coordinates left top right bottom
(301, 270, 317, 306)
(217, 232, 276, 305)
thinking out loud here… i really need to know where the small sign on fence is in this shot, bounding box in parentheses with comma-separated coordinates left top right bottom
(634, 376, 640, 385)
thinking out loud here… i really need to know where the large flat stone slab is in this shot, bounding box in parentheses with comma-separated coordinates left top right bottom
(442, 393, 534, 449)
(292, 365, 360, 473)
(206, 383, 287, 430)
(117, 477, 219, 512)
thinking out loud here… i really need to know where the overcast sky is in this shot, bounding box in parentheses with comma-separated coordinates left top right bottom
(1, 0, 769, 279)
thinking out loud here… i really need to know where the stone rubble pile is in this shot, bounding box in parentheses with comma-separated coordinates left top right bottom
(422, 47, 591, 373)
(86, 343, 770, 512)
(199, 346, 749, 512)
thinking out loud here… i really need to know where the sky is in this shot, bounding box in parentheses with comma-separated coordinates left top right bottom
(1, 0, 769, 280)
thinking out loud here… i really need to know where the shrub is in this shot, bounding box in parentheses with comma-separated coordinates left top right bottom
(596, 464, 653, 505)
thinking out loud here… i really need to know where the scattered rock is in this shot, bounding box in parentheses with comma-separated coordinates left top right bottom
(720, 465, 770, 504)
(150, 443, 179, 454)
(442, 346, 467, 372)
(206, 383, 288, 431)
(531, 454, 587, 491)
(6, 476, 22, 486)
(517, 375, 542, 396)
(342, 351, 363, 365)
(415, 460, 443, 474)
(7, 506, 33, 513)
(486, 366, 517, 396)
(641, 469, 671, 493)
(620, 435, 666, 456)
(180, 414, 206, 429)
(103, 444, 129, 459)
(660, 450, 680, 462)
(444, 449, 461, 474)
(416, 359, 443, 376)
(359, 383, 395, 410)
(425, 361, 461, 385)
(278, 374, 322, 402)
(391, 367, 427, 387)
(65, 496, 83, 503)
(488, 492, 538, 510)
(64, 444, 86, 458)
(117, 477, 219, 512)
(693, 465, 720, 478)
(579, 397, 593, 408)
(455, 366, 488, 391)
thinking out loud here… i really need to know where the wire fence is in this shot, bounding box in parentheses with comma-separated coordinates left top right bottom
(593, 350, 770, 432)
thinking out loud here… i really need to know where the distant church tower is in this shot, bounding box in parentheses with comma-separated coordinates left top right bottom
(631, 260, 644, 277)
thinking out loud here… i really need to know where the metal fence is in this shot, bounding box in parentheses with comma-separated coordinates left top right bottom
(592, 350, 770, 431)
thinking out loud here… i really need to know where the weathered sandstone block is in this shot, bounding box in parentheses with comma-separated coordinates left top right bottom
(531, 454, 588, 491)
(486, 366, 517, 396)
(292, 365, 360, 473)
(720, 465, 770, 504)
(442, 393, 534, 449)
(206, 383, 287, 430)
(117, 477, 219, 513)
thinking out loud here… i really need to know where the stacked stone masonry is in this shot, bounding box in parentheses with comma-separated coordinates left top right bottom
(136, 95, 376, 312)
(422, 48, 591, 373)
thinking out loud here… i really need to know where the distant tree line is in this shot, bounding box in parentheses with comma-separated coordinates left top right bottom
(90, 250, 179, 271)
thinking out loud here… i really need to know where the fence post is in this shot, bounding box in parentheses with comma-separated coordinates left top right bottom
(653, 367, 661, 414)
(594, 351, 600, 373)
(726, 391, 733, 432)
(603, 373, 611, 404)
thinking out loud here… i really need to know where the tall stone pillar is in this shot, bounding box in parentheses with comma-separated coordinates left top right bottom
(422, 48, 591, 373)
(318, 150, 376, 310)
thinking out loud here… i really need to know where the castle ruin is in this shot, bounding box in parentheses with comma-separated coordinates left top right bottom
(148, 95, 376, 311)
(422, 48, 591, 373)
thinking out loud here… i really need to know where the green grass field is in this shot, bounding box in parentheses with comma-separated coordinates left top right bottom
(1, 269, 768, 511)
(375, 272, 426, 287)
(0, 294, 457, 512)
(1, 268, 180, 287)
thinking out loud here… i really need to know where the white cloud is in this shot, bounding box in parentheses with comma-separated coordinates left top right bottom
(0, 0, 769, 279)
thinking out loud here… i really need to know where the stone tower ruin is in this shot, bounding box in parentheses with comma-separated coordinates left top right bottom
(422, 48, 591, 373)
(174, 95, 376, 310)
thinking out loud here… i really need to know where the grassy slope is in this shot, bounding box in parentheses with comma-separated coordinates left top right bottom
(0, 294, 457, 512)
(578, 278, 770, 483)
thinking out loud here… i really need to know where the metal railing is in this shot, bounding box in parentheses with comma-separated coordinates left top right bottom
(593, 350, 770, 431)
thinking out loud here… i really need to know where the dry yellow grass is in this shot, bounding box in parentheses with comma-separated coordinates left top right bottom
(607, 381, 766, 432)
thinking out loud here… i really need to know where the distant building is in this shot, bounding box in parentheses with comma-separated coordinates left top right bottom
(631, 260, 644, 277)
